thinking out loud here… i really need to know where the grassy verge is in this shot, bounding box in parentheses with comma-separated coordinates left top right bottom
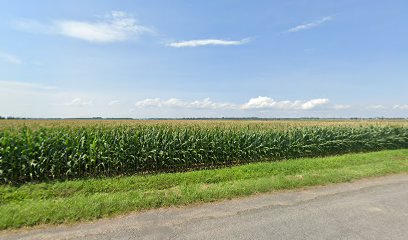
(1, 149, 408, 230)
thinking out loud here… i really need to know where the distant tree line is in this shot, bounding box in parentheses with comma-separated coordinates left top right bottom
(0, 116, 28, 119)
(0, 116, 406, 120)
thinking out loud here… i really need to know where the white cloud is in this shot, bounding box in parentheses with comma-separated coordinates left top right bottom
(135, 98, 236, 109)
(136, 96, 329, 111)
(241, 96, 329, 110)
(367, 105, 387, 110)
(332, 104, 351, 110)
(166, 38, 250, 48)
(366, 104, 408, 110)
(0, 80, 56, 91)
(1, 88, 406, 118)
(240, 96, 277, 109)
(301, 99, 330, 110)
(108, 100, 120, 106)
(135, 98, 171, 108)
(13, 11, 153, 43)
(288, 16, 333, 33)
(0, 52, 22, 64)
(393, 105, 408, 110)
(65, 98, 93, 106)
(191, 98, 236, 109)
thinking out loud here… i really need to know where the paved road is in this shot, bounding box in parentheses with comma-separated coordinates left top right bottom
(2, 174, 408, 240)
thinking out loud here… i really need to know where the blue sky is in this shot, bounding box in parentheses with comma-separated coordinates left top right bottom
(0, 0, 407, 118)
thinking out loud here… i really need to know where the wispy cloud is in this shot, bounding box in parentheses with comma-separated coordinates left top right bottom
(65, 98, 93, 106)
(135, 98, 236, 109)
(166, 38, 250, 48)
(393, 105, 408, 110)
(367, 105, 387, 110)
(0, 52, 22, 64)
(241, 96, 329, 110)
(0, 80, 56, 91)
(332, 104, 351, 110)
(287, 16, 333, 33)
(108, 100, 120, 106)
(13, 11, 153, 43)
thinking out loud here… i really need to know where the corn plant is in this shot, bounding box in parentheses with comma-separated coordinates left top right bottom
(1, 123, 408, 184)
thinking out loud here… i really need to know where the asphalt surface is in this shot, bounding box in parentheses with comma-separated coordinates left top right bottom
(2, 174, 408, 240)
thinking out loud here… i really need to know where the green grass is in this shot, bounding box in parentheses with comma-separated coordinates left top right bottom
(1, 149, 408, 230)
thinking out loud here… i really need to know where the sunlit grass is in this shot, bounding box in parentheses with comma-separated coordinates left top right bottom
(1, 149, 408, 230)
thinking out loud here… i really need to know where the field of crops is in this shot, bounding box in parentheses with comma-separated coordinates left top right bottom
(1, 119, 408, 184)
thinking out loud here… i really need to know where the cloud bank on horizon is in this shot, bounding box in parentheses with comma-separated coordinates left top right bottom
(0, 80, 407, 118)
(134, 96, 331, 110)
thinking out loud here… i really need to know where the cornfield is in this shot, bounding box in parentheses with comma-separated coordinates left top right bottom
(1, 120, 408, 184)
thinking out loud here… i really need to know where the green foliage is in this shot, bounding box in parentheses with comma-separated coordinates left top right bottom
(1, 149, 408, 229)
(1, 124, 408, 183)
